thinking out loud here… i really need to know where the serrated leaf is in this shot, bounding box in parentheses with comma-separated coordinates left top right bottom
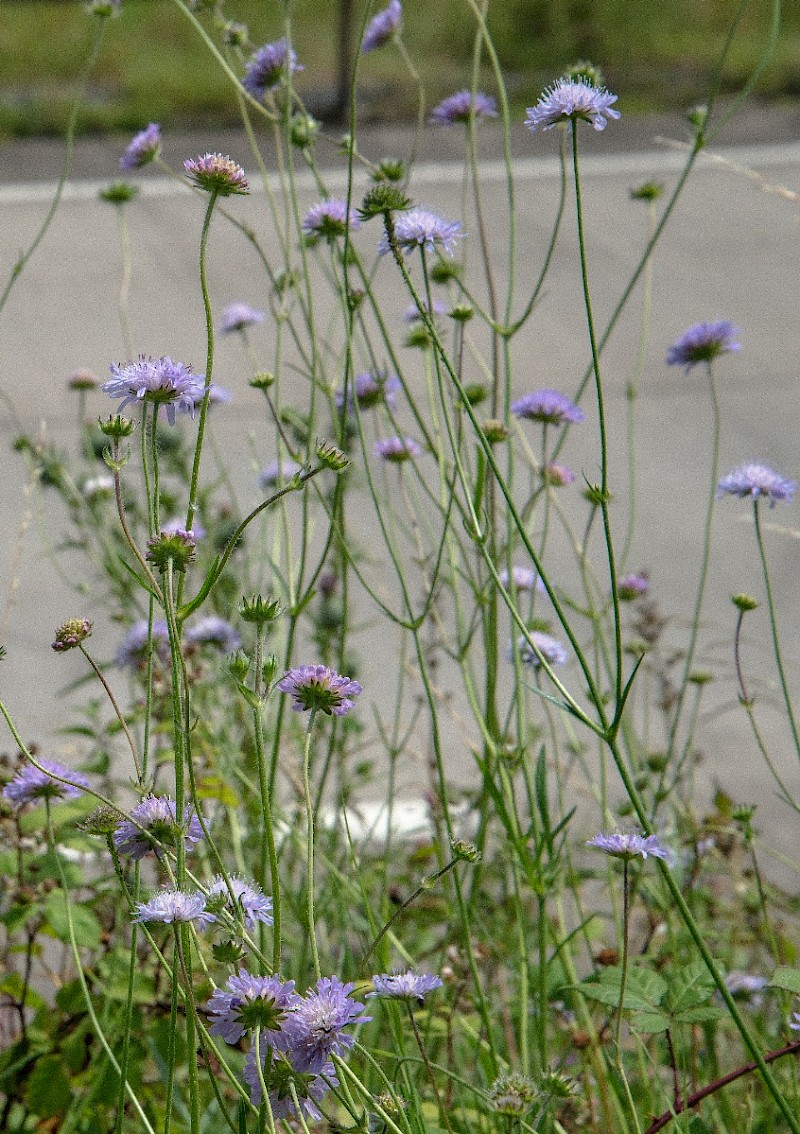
(42, 891, 101, 950)
(24, 1053, 72, 1118)
(672, 1004, 726, 1025)
(577, 982, 659, 1013)
(770, 967, 800, 996)
(630, 1010, 670, 1033)
(584, 964, 667, 1012)
(666, 960, 718, 1013)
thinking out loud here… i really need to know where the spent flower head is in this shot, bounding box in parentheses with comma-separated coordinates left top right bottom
(207, 876, 273, 930)
(52, 617, 93, 652)
(184, 153, 249, 196)
(185, 616, 242, 653)
(243, 38, 302, 99)
(361, 0, 402, 53)
(285, 977, 371, 1072)
(717, 462, 796, 507)
(511, 388, 585, 425)
(526, 77, 620, 133)
(666, 321, 742, 370)
(113, 795, 206, 860)
(120, 123, 162, 170)
(219, 302, 266, 334)
(207, 971, 298, 1045)
(487, 1074, 538, 1116)
(3, 759, 90, 809)
(358, 184, 411, 221)
(132, 888, 215, 929)
(430, 90, 498, 126)
(587, 830, 674, 864)
(102, 355, 205, 425)
(368, 972, 443, 1004)
(278, 665, 362, 716)
(379, 209, 464, 257)
(146, 529, 196, 573)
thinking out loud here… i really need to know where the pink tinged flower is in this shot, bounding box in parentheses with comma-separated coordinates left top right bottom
(666, 321, 741, 370)
(183, 153, 249, 196)
(120, 123, 162, 170)
(162, 517, 206, 540)
(367, 971, 442, 1004)
(285, 976, 371, 1072)
(525, 78, 620, 133)
(302, 200, 361, 240)
(717, 463, 796, 507)
(207, 875, 273, 930)
(219, 303, 266, 334)
(373, 437, 422, 463)
(206, 971, 298, 1046)
(430, 90, 498, 125)
(617, 572, 649, 601)
(336, 371, 401, 413)
(102, 355, 205, 425)
(3, 758, 90, 808)
(379, 209, 464, 257)
(511, 388, 584, 425)
(277, 664, 362, 716)
(131, 888, 216, 929)
(499, 566, 545, 593)
(587, 830, 674, 864)
(243, 38, 303, 99)
(112, 794, 206, 860)
(542, 462, 576, 487)
(361, 0, 402, 53)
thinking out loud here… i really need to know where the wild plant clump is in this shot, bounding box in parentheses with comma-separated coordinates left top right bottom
(1, 2, 800, 1132)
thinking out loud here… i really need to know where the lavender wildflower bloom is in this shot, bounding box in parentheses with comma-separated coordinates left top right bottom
(499, 566, 545, 594)
(116, 619, 170, 668)
(207, 875, 274, 930)
(185, 616, 242, 653)
(542, 462, 576, 487)
(511, 632, 568, 669)
(132, 888, 216, 929)
(790, 1012, 800, 1032)
(525, 78, 620, 133)
(207, 971, 298, 1045)
(259, 459, 303, 488)
(666, 321, 741, 370)
(244, 1050, 336, 1116)
(286, 977, 371, 1072)
(189, 383, 232, 409)
(403, 299, 448, 323)
(361, 0, 402, 53)
(373, 437, 422, 463)
(368, 972, 443, 1004)
(243, 38, 303, 99)
(336, 371, 401, 413)
(112, 795, 206, 860)
(302, 200, 361, 240)
(724, 971, 768, 998)
(120, 123, 162, 170)
(219, 303, 266, 334)
(617, 573, 650, 601)
(278, 665, 362, 717)
(717, 462, 796, 507)
(162, 517, 207, 540)
(430, 90, 498, 125)
(511, 388, 585, 425)
(184, 153, 249, 196)
(102, 355, 205, 425)
(3, 759, 89, 809)
(379, 209, 464, 257)
(587, 830, 674, 864)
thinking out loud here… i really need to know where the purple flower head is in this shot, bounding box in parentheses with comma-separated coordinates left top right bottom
(361, 0, 402, 53)
(132, 888, 215, 929)
(666, 321, 741, 371)
(115, 619, 170, 669)
(189, 383, 232, 409)
(112, 794, 206, 860)
(120, 123, 162, 171)
(3, 758, 89, 809)
(499, 566, 546, 594)
(207, 971, 298, 1046)
(185, 616, 242, 653)
(207, 875, 274, 931)
(219, 303, 266, 335)
(542, 462, 576, 487)
(724, 971, 768, 998)
(790, 1012, 800, 1032)
(403, 299, 448, 324)
(244, 1050, 336, 1116)
(259, 459, 303, 489)
(717, 462, 796, 507)
(303, 200, 361, 241)
(373, 437, 423, 463)
(336, 371, 401, 413)
(285, 977, 371, 1072)
(368, 971, 443, 1005)
(525, 78, 620, 133)
(184, 153, 249, 197)
(587, 830, 674, 864)
(379, 209, 464, 257)
(511, 632, 568, 669)
(102, 355, 205, 425)
(243, 38, 303, 99)
(430, 90, 498, 126)
(511, 388, 585, 426)
(278, 665, 362, 717)
(162, 517, 206, 541)
(617, 572, 649, 602)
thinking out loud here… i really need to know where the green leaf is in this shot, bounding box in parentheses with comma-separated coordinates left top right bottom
(666, 960, 718, 1013)
(770, 967, 800, 996)
(672, 1004, 726, 1025)
(24, 1053, 72, 1118)
(630, 1010, 670, 1034)
(42, 891, 101, 950)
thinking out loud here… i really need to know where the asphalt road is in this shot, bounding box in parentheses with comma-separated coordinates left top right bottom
(1, 113, 800, 864)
